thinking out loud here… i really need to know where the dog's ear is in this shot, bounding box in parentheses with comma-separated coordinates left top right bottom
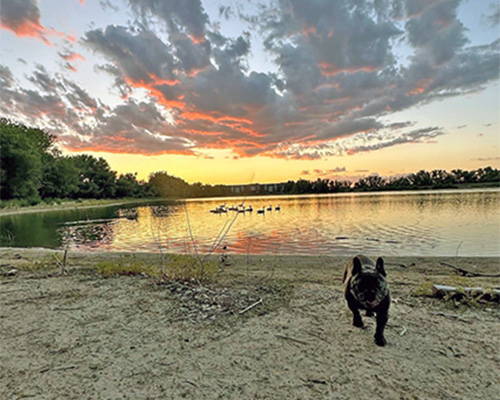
(352, 256, 362, 275)
(376, 257, 386, 276)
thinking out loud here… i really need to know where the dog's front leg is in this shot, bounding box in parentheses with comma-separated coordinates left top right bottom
(347, 297, 364, 328)
(374, 308, 388, 346)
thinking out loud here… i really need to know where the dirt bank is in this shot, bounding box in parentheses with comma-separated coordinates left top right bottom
(0, 248, 499, 400)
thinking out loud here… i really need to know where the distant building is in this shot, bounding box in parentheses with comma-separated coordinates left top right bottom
(228, 182, 287, 194)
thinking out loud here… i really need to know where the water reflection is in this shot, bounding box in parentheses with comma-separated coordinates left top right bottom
(0, 189, 499, 256)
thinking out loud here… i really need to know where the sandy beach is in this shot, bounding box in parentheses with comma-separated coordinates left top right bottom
(0, 248, 499, 400)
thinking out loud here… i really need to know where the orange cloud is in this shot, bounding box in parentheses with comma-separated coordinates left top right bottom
(408, 78, 432, 95)
(64, 144, 195, 156)
(302, 25, 317, 37)
(318, 62, 377, 76)
(0, 21, 76, 45)
(179, 111, 265, 138)
(180, 111, 252, 125)
(60, 51, 86, 62)
(186, 129, 225, 136)
(124, 76, 186, 110)
(188, 34, 205, 44)
(65, 63, 78, 72)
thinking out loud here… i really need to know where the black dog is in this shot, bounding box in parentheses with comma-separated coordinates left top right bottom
(343, 255, 390, 346)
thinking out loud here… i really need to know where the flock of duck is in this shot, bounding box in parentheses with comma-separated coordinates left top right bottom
(210, 204, 281, 214)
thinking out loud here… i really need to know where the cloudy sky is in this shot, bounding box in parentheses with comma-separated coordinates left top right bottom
(0, 0, 499, 184)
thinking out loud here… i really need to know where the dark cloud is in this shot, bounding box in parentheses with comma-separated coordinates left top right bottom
(312, 167, 347, 176)
(0, 65, 15, 87)
(345, 126, 444, 154)
(2, 0, 499, 160)
(0, 63, 197, 156)
(84, 26, 177, 84)
(484, 3, 500, 27)
(128, 0, 209, 40)
(0, 0, 75, 44)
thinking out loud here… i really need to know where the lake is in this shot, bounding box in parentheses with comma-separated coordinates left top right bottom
(1, 189, 499, 256)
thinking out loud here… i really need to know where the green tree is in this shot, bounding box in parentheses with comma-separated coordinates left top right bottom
(40, 156, 80, 198)
(71, 155, 117, 198)
(0, 120, 56, 201)
(115, 173, 148, 198)
(149, 171, 190, 198)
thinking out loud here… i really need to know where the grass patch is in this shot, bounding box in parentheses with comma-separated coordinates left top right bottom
(96, 260, 161, 278)
(95, 254, 219, 282)
(17, 256, 58, 272)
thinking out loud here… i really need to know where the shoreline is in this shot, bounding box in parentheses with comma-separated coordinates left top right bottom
(0, 246, 499, 258)
(1, 247, 499, 399)
(0, 197, 167, 217)
(1, 185, 498, 217)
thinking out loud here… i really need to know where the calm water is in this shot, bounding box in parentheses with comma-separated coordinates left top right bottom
(1, 189, 499, 256)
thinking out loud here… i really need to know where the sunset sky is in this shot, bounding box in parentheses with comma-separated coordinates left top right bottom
(0, 0, 499, 184)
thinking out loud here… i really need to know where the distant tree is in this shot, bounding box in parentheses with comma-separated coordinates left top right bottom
(409, 170, 433, 187)
(354, 175, 385, 191)
(294, 179, 313, 193)
(329, 180, 351, 192)
(312, 178, 329, 193)
(115, 173, 149, 198)
(451, 169, 475, 184)
(149, 171, 190, 198)
(430, 169, 454, 186)
(474, 167, 500, 183)
(386, 176, 412, 190)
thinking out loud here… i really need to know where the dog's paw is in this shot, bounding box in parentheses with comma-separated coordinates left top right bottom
(353, 318, 364, 328)
(374, 335, 386, 346)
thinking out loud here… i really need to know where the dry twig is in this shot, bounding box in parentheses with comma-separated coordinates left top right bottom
(239, 298, 262, 314)
(275, 334, 309, 345)
(439, 262, 500, 278)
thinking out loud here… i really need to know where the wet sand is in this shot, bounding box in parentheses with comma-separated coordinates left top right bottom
(0, 248, 499, 400)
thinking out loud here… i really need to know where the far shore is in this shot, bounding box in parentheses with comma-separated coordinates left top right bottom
(1, 184, 498, 218)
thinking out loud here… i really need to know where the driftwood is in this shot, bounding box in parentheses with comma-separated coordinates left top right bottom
(432, 284, 500, 302)
(40, 364, 77, 374)
(386, 262, 415, 269)
(439, 262, 500, 278)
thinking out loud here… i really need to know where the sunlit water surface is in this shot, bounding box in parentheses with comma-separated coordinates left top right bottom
(1, 189, 499, 256)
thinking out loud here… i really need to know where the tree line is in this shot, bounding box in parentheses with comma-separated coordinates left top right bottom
(1, 119, 498, 205)
(283, 166, 500, 194)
